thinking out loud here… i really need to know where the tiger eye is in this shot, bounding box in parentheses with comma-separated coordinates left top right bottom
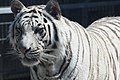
(34, 27, 44, 35)
(38, 23, 41, 26)
(44, 18, 47, 23)
(34, 27, 39, 34)
(39, 28, 44, 34)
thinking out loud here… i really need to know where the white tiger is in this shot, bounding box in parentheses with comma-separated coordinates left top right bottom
(9, 0, 120, 80)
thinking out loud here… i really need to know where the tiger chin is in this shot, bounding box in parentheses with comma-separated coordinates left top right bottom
(9, 0, 120, 80)
(21, 57, 40, 67)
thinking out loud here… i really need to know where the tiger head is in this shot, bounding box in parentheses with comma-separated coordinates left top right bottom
(9, 0, 68, 67)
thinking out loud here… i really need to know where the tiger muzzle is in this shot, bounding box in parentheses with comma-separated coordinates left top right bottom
(18, 42, 32, 54)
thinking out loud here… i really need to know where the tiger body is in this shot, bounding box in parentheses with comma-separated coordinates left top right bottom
(56, 16, 120, 80)
(9, 0, 120, 80)
(86, 17, 120, 80)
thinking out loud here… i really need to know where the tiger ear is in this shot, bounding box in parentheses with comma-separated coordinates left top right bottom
(11, 0, 25, 16)
(45, 0, 61, 20)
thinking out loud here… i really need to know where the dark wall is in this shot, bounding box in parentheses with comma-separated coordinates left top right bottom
(0, 0, 118, 6)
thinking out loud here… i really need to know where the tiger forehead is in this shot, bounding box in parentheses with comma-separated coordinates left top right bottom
(27, 5, 46, 9)
(19, 5, 48, 25)
(26, 5, 46, 13)
(20, 5, 47, 21)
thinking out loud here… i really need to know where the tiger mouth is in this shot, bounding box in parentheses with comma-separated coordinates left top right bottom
(21, 55, 39, 66)
(25, 52, 40, 59)
(19, 49, 56, 66)
(23, 56, 38, 62)
(19, 51, 41, 66)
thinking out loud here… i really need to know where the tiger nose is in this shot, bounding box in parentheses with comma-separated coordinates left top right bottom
(19, 43, 31, 54)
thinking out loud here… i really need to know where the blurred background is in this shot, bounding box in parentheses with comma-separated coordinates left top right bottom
(0, 0, 120, 80)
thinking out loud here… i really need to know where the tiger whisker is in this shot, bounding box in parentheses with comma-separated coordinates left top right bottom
(10, 56, 20, 61)
(3, 52, 20, 61)
(4, 53, 16, 55)
(4, 51, 17, 55)
(42, 53, 57, 61)
(43, 49, 57, 53)
(38, 57, 54, 65)
(35, 53, 55, 65)
(29, 47, 57, 54)
(43, 49, 57, 51)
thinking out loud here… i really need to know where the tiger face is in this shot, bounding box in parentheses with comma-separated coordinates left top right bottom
(9, 0, 63, 67)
